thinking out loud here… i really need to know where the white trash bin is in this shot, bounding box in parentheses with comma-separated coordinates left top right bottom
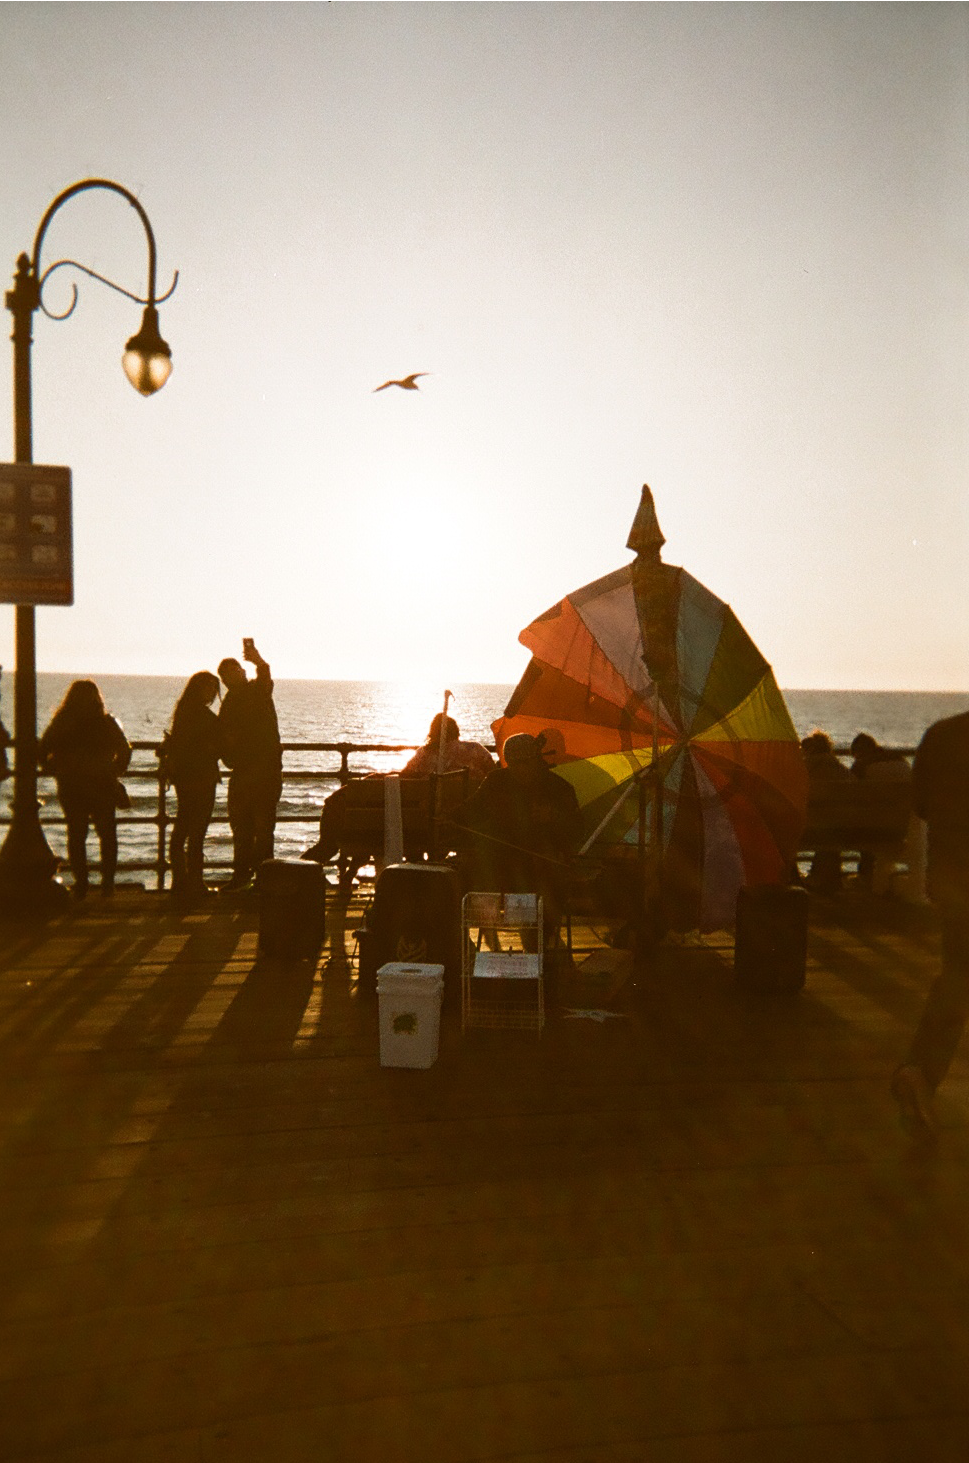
(376, 961, 445, 1069)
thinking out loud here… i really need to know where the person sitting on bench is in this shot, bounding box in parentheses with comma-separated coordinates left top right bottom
(457, 731, 582, 948)
(301, 715, 491, 886)
(802, 730, 850, 893)
(401, 713, 494, 787)
(849, 732, 912, 889)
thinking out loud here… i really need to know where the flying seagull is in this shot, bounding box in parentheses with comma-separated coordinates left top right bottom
(373, 373, 428, 393)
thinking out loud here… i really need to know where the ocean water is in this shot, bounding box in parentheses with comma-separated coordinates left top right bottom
(21, 675, 509, 751)
(14, 675, 966, 751)
(2, 674, 966, 880)
(3, 676, 518, 876)
(781, 689, 968, 752)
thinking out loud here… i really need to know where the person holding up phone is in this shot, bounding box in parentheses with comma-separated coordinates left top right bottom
(216, 639, 282, 890)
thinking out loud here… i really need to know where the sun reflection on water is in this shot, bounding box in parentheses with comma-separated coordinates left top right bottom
(275, 678, 510, 752)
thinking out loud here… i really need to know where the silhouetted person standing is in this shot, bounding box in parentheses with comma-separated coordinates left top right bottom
(217, 641, 282, 889)
(892, 708, 969, 1137)
(38, 679, 131, 899)
(162, 671, 222, 904)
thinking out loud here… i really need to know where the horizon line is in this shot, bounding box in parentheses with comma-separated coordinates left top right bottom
(8, 669, 969, 697)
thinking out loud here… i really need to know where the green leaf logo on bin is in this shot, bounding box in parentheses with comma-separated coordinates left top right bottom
(392, 1012, 418, 1035)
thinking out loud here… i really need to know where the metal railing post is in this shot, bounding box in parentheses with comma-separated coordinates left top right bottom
(155, 763, 168, 891)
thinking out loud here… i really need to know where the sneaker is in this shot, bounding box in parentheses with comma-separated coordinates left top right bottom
(221, 874, 253, 893)
(891, 1064, 939, 1139)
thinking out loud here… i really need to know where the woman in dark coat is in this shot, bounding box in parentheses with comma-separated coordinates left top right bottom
(38, 679, 131, 899)
(161, 671, 222, 902)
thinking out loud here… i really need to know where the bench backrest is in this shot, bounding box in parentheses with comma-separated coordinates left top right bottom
(339, 771, 469, 858)
(800, 779, 913, 851)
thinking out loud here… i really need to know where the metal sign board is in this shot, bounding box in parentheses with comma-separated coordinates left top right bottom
(0, 464, 73, 606)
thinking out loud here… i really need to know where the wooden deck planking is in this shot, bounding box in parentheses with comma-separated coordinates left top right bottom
(0, 887, 967, 1460)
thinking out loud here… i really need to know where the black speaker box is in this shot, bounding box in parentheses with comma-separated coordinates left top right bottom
(257, 859, 327, 961)
(734, 884, 808, 994)
(359, 862, 462, 1000)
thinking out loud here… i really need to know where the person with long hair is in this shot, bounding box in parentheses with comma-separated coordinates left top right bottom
(401, 713, 495, 787)
(161, 670, 222, 903)
(38, 679, 131, 899)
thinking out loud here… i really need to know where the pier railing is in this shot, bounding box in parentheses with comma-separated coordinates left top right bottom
(0, 739, 427, 891)
(0, 740, 916, 893)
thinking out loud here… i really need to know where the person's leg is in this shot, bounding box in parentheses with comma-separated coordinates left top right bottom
(870, 849, 895, 896)
(226, 773, 255, 884)
(169, 786, 189, 891)
(185, 783, 217, 891)
(857, 850, 874, 889)
(173, 781, 215, 894)
(808, 849, 842, 894)
(60, 787, 90, 897)
(301, 787, 344, 864)
(906, 913, 969, 1092)
(542, 877, 568, 956)
(516, 863, 563, 956)
(468, 841, 506, 950)
(251, 774, 282, 872)
(90, 794, 118, 894)
(893, 906, 969, 1137)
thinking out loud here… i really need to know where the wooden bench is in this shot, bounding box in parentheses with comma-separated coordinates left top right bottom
(320, 770, 470, 883)
(799, 780, 913, 857)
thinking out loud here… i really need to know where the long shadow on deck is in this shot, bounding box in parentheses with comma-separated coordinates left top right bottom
(2, 892, 969, 1460)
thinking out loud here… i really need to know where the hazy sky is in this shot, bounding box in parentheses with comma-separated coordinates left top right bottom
(0, 2, 966, 690)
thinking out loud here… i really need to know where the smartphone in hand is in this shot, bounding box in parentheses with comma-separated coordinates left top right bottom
(242, 637, 255, 658)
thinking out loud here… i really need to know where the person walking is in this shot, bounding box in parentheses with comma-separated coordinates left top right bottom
(161, 671, 222, 904)
(891, 707, 969, 1138)
(217, 640, 282, 889)
(38, 679, 131, 899)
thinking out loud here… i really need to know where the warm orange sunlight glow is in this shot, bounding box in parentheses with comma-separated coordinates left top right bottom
(0, 6, 966, 692)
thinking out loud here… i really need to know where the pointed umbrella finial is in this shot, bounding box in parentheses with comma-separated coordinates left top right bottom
(627, 484, 665, 559)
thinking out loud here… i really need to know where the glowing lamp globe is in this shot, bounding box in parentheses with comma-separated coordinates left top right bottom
(122, 304, 172, 395)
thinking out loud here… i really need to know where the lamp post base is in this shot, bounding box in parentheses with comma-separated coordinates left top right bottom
(0, 815, 70, 918)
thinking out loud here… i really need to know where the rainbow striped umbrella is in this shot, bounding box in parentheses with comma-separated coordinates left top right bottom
(493, 488, 807, 932)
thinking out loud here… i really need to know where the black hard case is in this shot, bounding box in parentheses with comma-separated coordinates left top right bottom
(734, 884, 808, 993)
(359, 862, 462, 1000)
(257, 859, 327, 961)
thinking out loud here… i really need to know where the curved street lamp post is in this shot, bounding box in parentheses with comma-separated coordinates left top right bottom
(0, 179, 176, 913)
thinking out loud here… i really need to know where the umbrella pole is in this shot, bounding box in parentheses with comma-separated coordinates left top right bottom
(638, 767, 648, 935)
(578, 775, 641, 857)
(436, 689, 453, 776)
(431, 689, 453, 859)
(641, 681, 664, 949)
